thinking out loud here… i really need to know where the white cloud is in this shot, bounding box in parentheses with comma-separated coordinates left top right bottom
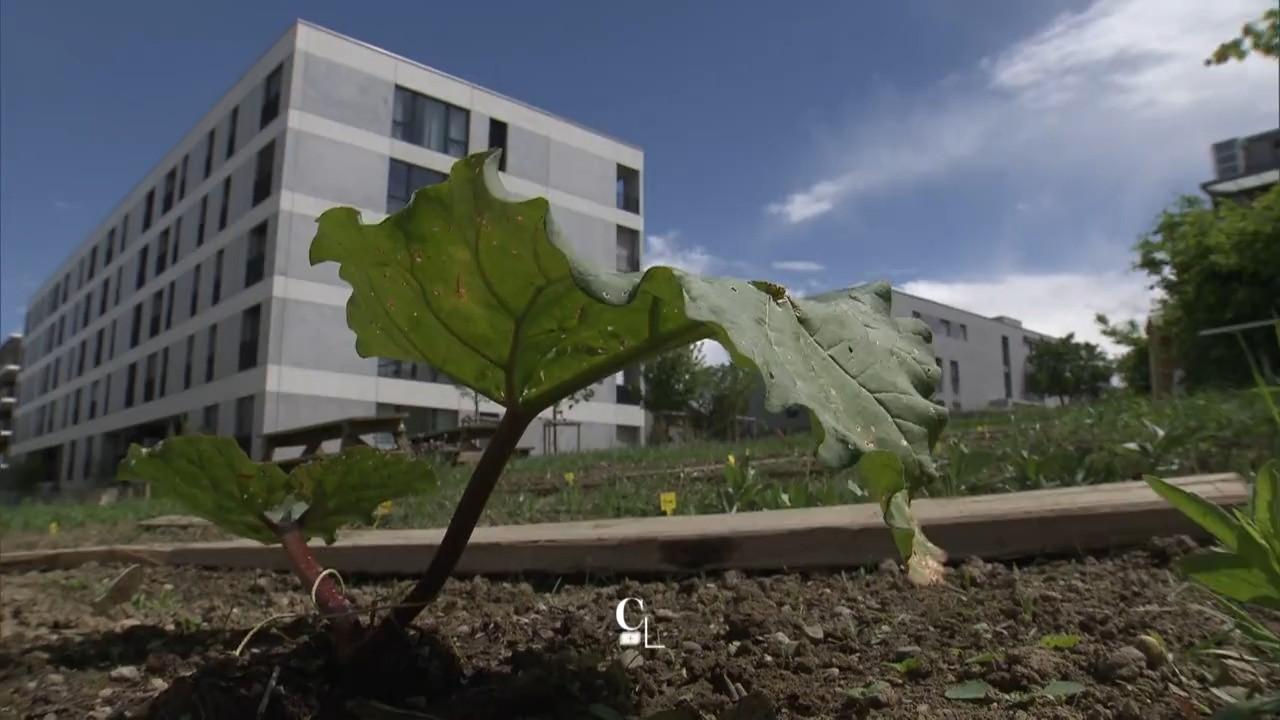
(766, 0, 1276, 224)
(771, 260, 826, 273)
(644, 230, 719, 274)
(900, 271, 1157, 353)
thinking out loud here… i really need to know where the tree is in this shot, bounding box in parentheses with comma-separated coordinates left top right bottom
(1096, 313, 1151, 393)
(641, 343, 707, 442)
(698, 362, 759, 440)
(1133, 186, 1280, 387)
(1206, 8, 1278, 65)
(1025, 333, 1114, 403)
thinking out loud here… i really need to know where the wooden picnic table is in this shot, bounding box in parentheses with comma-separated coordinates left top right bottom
(263, 414, 411, 469)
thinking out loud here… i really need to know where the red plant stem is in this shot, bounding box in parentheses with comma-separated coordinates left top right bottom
(382, 408, 534, 631)
(277, 524, 360, 636)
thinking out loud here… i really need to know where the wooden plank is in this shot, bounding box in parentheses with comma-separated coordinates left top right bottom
(0, 474, 1246, 576)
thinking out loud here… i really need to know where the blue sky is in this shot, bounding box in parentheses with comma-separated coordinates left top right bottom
(2, 0, 1275, 350)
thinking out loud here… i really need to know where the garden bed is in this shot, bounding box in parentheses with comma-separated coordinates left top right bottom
(3, 540, 1277, 719)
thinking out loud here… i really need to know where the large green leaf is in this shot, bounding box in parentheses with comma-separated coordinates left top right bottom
(310, 151, 948, 487)
(1178, 550, 1280, 610)
(1146, 475, 1241, 551)
(118, 437, 435, 544)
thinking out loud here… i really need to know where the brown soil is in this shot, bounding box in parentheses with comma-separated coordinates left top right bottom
(2, 538, 1276, 719)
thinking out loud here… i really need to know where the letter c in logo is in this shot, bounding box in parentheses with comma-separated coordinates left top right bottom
(616, 597, 644, 632)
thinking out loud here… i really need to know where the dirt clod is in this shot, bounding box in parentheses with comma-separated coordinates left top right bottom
(1094, 646, 1146, 682)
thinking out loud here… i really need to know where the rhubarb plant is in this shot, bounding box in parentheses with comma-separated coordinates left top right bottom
(118, 150, 949, 663)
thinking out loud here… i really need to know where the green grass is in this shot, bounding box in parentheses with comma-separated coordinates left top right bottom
(3, 388, 1277, 545)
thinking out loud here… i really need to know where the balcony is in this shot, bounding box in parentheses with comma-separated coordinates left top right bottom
(0, 363, 18, 380)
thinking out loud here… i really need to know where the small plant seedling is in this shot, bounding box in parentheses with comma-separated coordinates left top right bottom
(1039, 633, 1081, 650)
(116, 151, 950, 679)
(945, 680, 994, 701)
(885, 656, 922, 675)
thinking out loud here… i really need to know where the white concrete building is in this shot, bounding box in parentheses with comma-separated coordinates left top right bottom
(12, 21, 646, 490)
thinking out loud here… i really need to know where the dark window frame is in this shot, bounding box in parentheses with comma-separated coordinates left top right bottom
(260, 64, 283, 129)
(391, 86, 469, 157)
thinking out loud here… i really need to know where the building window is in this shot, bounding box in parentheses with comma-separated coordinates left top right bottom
(488, 118, 508, 171)
(211, 250, 224, 305)
(94, 328, 104, 367)
(950, 360, 960, 395)
(911, 310, 922, 319)
(218, 177, 231, 231)
(77, 338, 86, 376)
(261, 64, 283, 128)
(83, 437, 94, 480)
(119, 214, 130, 250)
(81, 292, 91, 327)
(171, 220, 182, 265)
(234, 395, 255, 455)
(935, 357, 944, 393)
(245, 221, 267, 287)
(105, 228, 115, 264)
(386, 159, 445, 213)
(162, 168, 176, 214)
(89, 380, 99, 420)
(197, 195, 208, 246)
(144, 353, 157, 402)
(1001, 335, 1011, 367)
(103, 374, 111, 416)
(99, 277, 110, 316)
(616, 226, 640, 272)
(71, 388, 81, 425)
(87, 247, 98, 281)
(178, 155, 189, 201)
(108, 318, 117, 361)
(190, 265, 202, 317)
(391, 86, 468, 157)
(130, 303, 143, 348)
(125, 362, 137, 408)
(958, 323, 968, 341)
(149, 290, 163, 338)
(114, 267, 122, 306)
(159, 347, 169, 398)
(252, 141, 275, 206)
(164, 280, 176, 331)
(225, 105, 239, 159)
(940, 318, 952, 337)
(203, 403, 219, 434)
(204, 128, 215, 178)
(205, 325, 217, 382)
(136, 246, 149, 289)
(239, 304, 261, 371)
(155, 229, 170, 275)
(183, 334, 195, 390)
(616, 165, 640, 213)
(143, 189, 155, 231)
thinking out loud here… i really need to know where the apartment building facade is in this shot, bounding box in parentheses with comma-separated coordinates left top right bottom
(0, 334, 20, 469)
(752, 289, 1051, 432)
(1202, 127, 1280, 205)
(11, 21, 645, 490)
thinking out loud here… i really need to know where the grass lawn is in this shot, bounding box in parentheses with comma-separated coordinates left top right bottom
(2, 388, 1276, 550)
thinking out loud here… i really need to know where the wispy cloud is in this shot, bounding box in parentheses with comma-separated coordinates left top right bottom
(766, 0, 1276, 225)
(53, 199, 74, 210)
(771, 260, 826, 273)
(644, 231, 719, 274)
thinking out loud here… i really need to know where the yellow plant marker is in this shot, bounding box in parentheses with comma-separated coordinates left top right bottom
(564, 471, 576, 488)
(372, 500, 393, 528)
(727, 454, 736, 466)
(48, 521, 59, 536)
(659, 491, 677, 516)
